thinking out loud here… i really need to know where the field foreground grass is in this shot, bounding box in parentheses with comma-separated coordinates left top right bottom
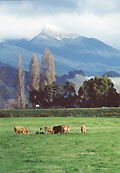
(0, 117, 120, 173)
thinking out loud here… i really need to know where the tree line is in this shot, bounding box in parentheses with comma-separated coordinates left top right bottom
(15, 48, 120, 109)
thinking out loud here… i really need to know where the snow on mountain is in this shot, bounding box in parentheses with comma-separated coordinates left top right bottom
(34, 24, 79, 40)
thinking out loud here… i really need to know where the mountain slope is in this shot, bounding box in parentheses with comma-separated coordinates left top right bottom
(1, 25, 120, 75)
(0, 62, 29, 101)
(0, 42, 42, 71)
(56, 70, 85, 85)
(104, 71, 120, 77)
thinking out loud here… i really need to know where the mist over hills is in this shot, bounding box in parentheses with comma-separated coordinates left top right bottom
(1, 24, 120, 75)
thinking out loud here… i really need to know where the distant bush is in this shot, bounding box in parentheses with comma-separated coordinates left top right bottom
(0, 113, 50, 118)
(65, 113, 72, 117)
(0, 114, 10, 118)
(38, 114, 49, 117)
(0, 108, 120, 118)
(101, 112, 120, 117)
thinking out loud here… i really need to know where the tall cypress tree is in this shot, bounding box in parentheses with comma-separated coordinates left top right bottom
(15, 55, 26, 108)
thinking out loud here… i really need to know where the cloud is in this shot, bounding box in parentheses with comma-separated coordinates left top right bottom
(0, 0, 82, 16)
(0, 0, 120, 16)
(83, 0, 120, 15)
(0, 0, 120, 49)
(52, 13, 120, 48)
(0, 14, 54, 40)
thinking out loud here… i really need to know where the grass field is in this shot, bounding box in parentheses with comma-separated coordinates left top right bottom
(0, 117, 120, 173)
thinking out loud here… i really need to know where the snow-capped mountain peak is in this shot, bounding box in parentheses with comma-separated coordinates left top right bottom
(35, 24, 79, 40)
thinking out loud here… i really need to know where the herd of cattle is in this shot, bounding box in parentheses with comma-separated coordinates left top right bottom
(14, 125, 86, 135)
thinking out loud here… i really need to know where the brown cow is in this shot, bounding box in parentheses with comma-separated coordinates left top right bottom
(44, 126, 53, 134)
(14, 126, 29, 135)
(62, 126, 70, 134)
(81, 126, 86, 133)
(53, 125, 70, 134)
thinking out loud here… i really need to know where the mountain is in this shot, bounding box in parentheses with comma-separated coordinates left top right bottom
(104, 71, 120, 77)
(0, 62, 16, 101)
(0, 42, 42, 71)
(33, 24, 79, 41)
(56, 70, 85, 85)
(1, 24, 120, 75)
(0, 62, 29, 102)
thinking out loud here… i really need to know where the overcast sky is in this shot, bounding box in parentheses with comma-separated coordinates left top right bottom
(0, 0, 120, 49)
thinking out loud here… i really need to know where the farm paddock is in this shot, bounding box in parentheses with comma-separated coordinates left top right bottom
(0, 117, 120, 173)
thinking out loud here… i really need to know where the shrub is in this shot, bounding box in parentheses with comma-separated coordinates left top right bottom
(66, 113, 72, 117)
(101, 112, 120, 117)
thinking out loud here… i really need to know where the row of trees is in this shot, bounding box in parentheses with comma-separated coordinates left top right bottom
(28, 75, 120, 108)
(15, 48, 56, 108)
(15, 48, 120, 108)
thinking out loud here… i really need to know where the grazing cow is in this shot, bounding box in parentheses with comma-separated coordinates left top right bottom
(14, 126, 29, 135)
(81, 126, 86, 133)
(53, 125, 70, 134)
(44, 126, 53, 134)
(63, 126, 70, 134)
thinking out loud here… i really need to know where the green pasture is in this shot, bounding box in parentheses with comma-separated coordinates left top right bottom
(0, 117, 120, 173)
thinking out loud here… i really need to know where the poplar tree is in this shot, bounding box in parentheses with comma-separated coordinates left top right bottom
(41, 48, 56, 87)
(29, 53, 40, 91)
(15, 55, 26, 108)
(28, 53, 41, 104)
